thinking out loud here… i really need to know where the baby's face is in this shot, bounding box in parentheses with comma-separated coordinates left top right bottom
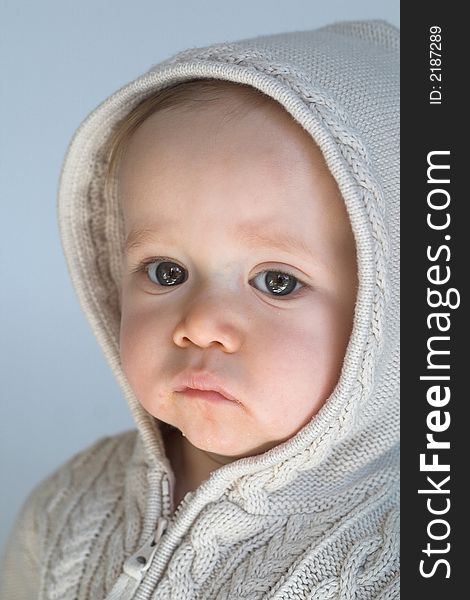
(118, 93, 357, 460)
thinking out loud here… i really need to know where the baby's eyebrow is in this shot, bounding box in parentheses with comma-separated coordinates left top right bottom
(125, 227, 163, 254)
(236, 224, 315, 261)
(124, 221, 315, 261)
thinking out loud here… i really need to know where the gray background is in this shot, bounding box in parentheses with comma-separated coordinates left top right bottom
(0, 0, 399, 555)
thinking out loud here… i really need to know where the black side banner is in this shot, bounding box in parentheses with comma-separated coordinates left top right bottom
(401, 4, 466, 597)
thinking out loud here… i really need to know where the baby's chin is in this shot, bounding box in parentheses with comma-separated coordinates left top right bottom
(183, 424, 252, 458)
(173, 419, 282, 462)
(150, 399, 295, 460)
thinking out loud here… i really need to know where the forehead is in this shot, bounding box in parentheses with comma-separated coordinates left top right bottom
(118, 96, 350, 256)
(118, 91, 330, 190)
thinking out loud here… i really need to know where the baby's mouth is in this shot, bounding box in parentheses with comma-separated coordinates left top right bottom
(176, 388, 240, 405)
(172, 369, 242, 405)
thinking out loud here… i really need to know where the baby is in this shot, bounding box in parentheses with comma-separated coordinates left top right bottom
(114, 80, 358, 506)
(0, 20, 399, 600)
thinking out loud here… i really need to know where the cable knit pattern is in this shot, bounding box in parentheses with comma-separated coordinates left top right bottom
(0, 19, 399, 599)
(39, 433, 134, 599)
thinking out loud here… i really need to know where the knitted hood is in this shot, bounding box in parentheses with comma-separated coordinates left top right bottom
(57, 19, 399, 597)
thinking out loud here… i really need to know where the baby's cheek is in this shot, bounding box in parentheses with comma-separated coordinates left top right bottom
(119, 307, 160, 392)
(308, 296, 354, 398)
(267, 299, 347, 427)
(250, 313, 319, 435)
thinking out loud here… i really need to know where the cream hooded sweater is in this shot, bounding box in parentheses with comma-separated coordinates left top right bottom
(0, 19, 400, 600)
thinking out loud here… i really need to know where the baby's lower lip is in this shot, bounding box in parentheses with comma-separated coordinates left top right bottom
(177, 388, 239, 404)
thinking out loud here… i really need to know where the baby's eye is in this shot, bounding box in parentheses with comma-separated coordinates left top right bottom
(133, 258, 306, 298)
(250, 270, 305, 297)
(137, 258, 188, 287)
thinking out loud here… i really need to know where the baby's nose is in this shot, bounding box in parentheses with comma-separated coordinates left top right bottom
(172, 292, 245, 352)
